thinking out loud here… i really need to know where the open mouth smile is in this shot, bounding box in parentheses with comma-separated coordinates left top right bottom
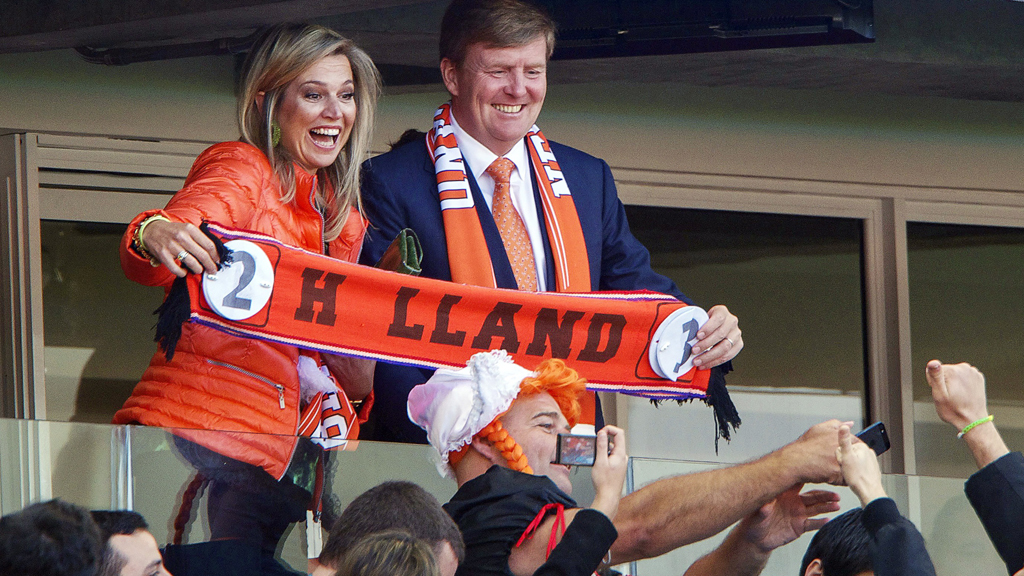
(310, 127, 340, 148)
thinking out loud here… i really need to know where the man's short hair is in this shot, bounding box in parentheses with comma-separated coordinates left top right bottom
(0, 499, 103, 576)
(90, 511, 150, 576)
(439, 0, 556, 64)
(319, 481, 464, 568)
(799, 508, 872, 576)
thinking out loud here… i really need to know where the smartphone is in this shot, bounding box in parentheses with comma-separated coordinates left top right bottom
(552, 433, 598, 466)
(856, 421, 891, 456)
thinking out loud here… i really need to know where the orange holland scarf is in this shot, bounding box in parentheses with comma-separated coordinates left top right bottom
(168, 222, 718, 401)
(426, 103, 591, 291)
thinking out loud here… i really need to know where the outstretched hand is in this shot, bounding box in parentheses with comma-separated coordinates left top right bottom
(837, 425, 886, 507)
(784, 419, 849, 486)
(741, 484, 841, 553)
(925, 360, 989, 431)
(691, 305, 743, 368)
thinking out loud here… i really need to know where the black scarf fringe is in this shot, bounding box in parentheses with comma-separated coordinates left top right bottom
(648, 361, 741, 453)
(154, 223, 232, 361)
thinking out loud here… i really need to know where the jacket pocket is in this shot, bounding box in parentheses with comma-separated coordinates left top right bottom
(205, 359, 286, 409)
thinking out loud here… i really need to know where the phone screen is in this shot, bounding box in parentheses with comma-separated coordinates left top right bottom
(553, 434, 597, 466)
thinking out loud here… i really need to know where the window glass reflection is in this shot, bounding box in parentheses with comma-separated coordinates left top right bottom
(908, 222, 1024, 477)
(622, 206, 865, 462)
(40, 220, 163, 423)
(625, 206, 866, 393)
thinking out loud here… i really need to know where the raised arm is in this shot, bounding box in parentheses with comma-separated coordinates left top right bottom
(610, 419, 846, 564)
(925, 360, 1009, 468)
(121, 142, 264, 285)
(927, 360, 1024, 574)
(838, 424, 936, 576)
(509, 426, 628, 576)
(683, 484, 839, 576)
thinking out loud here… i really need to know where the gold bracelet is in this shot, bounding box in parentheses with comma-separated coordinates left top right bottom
(134, 214, 170, 266)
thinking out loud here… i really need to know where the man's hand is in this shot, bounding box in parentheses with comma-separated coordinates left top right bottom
(740, 484, 840, 553)
(591, 426, 628, 521)
(321, 354, 375, 402)
(781, 420, 848, 486)
(692, 305, 742, 368)
(925, 360, 989, 431)
(837, 425, 886, 507)
(926, 360, 1009, 469)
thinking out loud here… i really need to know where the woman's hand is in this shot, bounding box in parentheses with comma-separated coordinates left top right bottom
(141, 219, 220, 277)
(691, 305, 742, 368)
(590, 425, 628, 521)
(837, 425, 886, 507)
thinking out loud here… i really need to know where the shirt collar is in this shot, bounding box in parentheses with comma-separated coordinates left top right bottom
(450, 114, 530, 184)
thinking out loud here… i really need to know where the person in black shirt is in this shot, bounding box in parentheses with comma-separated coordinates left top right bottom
(409, 351, 843, 576)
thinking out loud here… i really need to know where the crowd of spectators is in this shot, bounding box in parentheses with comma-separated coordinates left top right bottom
(1, 358, 1020, 576)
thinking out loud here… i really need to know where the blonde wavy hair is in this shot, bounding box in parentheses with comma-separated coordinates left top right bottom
(238, 23, 381, 242)
(449, 359, 587, 473)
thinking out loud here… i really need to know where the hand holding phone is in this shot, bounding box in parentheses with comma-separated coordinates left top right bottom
(553, 434, 599, 466)
(840, 424, 887, 506)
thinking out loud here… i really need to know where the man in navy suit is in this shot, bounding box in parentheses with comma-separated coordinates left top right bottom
(359, 0, 743, 443)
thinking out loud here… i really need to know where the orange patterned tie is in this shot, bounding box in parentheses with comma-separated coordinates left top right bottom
(486, 157, 538, 291)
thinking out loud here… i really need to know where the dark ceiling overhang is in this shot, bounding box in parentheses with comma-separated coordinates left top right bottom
(0, 0, 423, 53)
(2, 0, 1024, 103)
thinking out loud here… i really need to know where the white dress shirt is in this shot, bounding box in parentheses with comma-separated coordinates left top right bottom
(451, 116, 548, 291)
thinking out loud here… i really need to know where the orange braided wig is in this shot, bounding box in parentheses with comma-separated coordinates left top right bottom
(448, 359, 587, 472)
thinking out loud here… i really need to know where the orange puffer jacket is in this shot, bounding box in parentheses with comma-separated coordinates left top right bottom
(114, 141, 369, 481)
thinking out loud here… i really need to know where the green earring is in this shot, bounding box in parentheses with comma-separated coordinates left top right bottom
(271, 123, 281, 147)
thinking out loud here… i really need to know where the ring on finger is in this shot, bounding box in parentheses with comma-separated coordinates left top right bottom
(724, 337, 734, 347)
(175, 250, 189, 262)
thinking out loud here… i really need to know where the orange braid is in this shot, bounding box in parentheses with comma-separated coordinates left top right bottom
(480, 420, 533, 474)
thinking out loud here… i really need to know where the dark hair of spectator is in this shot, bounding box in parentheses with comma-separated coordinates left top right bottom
(319, 481, 464, 568)
(90, 510, 150, 576)
(799, 508, 872, 576)
(0, 499, 103, 576)
(335, 530, 440, 576)
(390, 129, 427, 151)
(90, 510, 149, 540)
(439, 0, 556, 65)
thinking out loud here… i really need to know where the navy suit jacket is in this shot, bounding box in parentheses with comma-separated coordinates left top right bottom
(965, 451, 1024, 574)
(359, 138, 691, 442)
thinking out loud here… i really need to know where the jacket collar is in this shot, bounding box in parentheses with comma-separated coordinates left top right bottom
(293, 165, 319, 213)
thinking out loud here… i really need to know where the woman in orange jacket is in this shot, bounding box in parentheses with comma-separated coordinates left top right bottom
(114, 23, 381, 571)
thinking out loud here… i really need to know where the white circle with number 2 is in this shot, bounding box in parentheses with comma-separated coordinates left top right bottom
(649, 306, 709, 381)
(202, 240, 275, 321)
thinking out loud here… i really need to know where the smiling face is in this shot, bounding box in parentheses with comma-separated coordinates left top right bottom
(498, 392, 573, 494)
(274, 53, 356, 174)
(441, 35, 548, 156)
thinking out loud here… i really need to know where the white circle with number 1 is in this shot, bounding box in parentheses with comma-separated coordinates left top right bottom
(202, 240, 275, 321)
(649, 306, 709, 381)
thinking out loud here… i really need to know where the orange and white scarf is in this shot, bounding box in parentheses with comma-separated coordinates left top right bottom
(180, 222, 712, 400)
(426, 103, 591, 292)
